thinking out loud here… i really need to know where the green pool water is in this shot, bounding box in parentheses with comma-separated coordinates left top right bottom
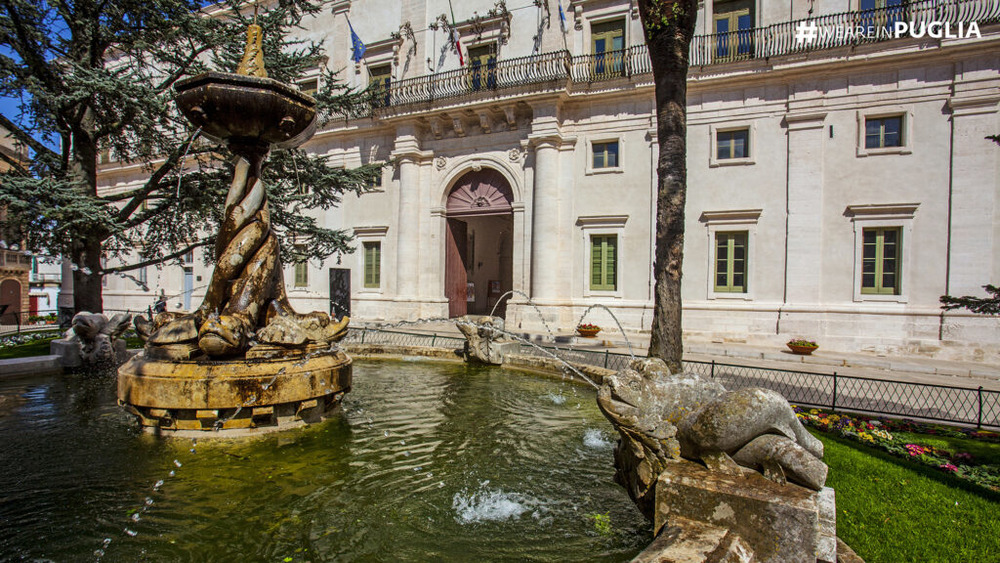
(0, 359, 651, 561)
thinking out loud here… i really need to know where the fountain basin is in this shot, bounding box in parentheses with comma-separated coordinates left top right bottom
(174, 71, 317, 148)
(0, 359, 650, 561)
(118, 349, 351, 433)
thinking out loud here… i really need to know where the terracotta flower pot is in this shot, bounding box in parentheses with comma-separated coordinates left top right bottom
(577, 327, 601, 338)
(787, 343, 818, 355)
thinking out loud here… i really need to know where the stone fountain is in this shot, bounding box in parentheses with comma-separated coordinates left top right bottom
(118, 22, 351, 434)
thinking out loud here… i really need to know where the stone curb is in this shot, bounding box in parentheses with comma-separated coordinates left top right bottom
(0, 355, 63, 378)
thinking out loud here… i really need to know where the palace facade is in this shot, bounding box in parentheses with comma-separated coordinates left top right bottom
(99, 0, 1000, 362)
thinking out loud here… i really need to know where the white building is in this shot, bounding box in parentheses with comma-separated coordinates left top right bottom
(99, 0, 1000, 363)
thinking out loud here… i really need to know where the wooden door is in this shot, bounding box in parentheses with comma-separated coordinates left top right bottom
(446, 218, 468, 318)
(329, 268, 351, 319)
(0, 279, 20, 324)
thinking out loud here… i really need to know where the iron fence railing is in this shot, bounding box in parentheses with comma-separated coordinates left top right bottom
(341, 0, 998, 118)
(0, 308, 149, 335)
(342, 326, 467, 350)
(344, 327, 1000, 429)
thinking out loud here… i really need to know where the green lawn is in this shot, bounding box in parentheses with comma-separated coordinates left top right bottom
(820, 432, 1000, 563)
(0, 336, 60, 359)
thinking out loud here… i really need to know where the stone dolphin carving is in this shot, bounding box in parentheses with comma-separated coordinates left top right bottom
(598, 357, 827, 520)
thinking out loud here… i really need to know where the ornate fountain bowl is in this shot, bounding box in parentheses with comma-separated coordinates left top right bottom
(175, 71, 317, 149)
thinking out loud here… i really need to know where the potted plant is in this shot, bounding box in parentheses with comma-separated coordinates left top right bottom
(787, 339, 819, 355)
(576, 323, 601, 338)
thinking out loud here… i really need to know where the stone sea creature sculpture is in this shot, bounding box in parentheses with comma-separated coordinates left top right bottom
(455, 315, 519, 365)
(597, 357, 827, 520)
(134, 22, 347, 361)
(62, 311, 133, 366)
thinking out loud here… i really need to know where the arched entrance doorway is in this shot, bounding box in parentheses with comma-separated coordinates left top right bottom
(445, 168, 514, 318)
(0, 278, 21, 325)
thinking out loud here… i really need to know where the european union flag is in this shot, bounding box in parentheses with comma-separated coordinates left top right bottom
(348, 21, 366, 63)
(558, 1, 567, 32)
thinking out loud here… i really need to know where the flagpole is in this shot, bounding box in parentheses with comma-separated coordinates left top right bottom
(559, 0, 570, 52)
(447, 0, 464, 66)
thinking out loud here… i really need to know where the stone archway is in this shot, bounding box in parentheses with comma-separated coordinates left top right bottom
(445, 168, 514, 318)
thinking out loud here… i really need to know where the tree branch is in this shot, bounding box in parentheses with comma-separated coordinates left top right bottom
(100, 239, 213, 275)
(0, 113, 60, 163)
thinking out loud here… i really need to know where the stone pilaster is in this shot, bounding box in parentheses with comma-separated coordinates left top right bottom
(947, 95, 1000, 296)
(784, 112, 827, 304)
(390, 130, 429, 300)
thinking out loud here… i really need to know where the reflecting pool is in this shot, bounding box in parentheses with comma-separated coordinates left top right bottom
(0, 359, 650, 561)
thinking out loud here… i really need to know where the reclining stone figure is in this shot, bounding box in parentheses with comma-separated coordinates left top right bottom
(597, 357, 827, 520)
(58, 311, 133, 367)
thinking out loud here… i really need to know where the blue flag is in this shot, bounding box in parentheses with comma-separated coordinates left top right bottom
(558, 1, 567, 32)
(348, 20, 366, 63)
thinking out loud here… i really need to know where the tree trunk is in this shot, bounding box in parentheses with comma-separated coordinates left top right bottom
(71, 237, 105, 314)
(68, 109, 107, 314)
(638, 1, 698, 374)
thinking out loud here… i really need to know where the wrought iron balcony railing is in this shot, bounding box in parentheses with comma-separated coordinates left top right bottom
(690, 0, 1000, 65)
(352, 0, 997, 117)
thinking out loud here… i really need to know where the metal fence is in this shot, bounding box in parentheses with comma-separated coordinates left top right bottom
(345, 327, 1000, 430)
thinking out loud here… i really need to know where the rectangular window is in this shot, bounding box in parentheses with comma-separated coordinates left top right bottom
(716, 129, 749, 160)
(861, 227, 901, 295)
(367, 164, 383, 190)
(294, 246, 308, 288)
(591, 19, 625, 78)
(297, 78, 318, 96)
(468, 44, 497, 91)
(363, 241, 381, 288)
(714, 231, 747, 293)
(713, 0, 754, 61)
(369, 64, 391, 108)
(592, 141, 619, 169)
(137, 266, 147, 285)
(590, 235, 617, 291)
(864, 116, 903, 149)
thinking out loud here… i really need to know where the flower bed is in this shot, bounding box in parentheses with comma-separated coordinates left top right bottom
(794, 407, 1000, 492)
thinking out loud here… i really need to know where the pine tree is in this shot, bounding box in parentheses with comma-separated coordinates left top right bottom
(0, 0, 380, 313)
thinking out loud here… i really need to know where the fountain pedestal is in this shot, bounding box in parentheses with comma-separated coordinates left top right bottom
(118, 22, 352, 435)
(118, 350, 351, 433)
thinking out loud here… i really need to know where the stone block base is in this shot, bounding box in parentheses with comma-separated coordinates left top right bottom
(653, 460, 836, 563)
(50, 339, 81, 368)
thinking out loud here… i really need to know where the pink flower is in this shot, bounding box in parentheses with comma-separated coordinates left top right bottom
(940, 464, 958, 472)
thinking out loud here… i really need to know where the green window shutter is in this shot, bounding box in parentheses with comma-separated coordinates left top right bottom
(590, 235, 618, 291)
(714, 231, 748, 293)
(293, 245, 308, 287)
(364, 242, 381, 288)
(294, 262, 308, 287)
(861, 227, 901, 295)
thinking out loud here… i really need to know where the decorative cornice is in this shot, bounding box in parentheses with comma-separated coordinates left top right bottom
(699, 209, 763, 223)
(845, 203, 919, 219)
(353, 225, 389, 236)
(785, 112, 828, 131)
(948, 95, 1000, 117)
(577, 214, 629, 228)
(329, 1, 351, 15)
